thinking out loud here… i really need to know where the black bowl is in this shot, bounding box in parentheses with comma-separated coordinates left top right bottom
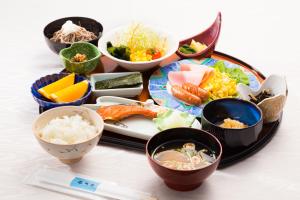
(201, 98, 263, 147)
(146, 128, 222, 191)
(43, 16, 103, 54)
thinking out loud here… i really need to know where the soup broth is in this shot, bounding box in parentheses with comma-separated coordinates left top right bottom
(152, 140, 216, 170)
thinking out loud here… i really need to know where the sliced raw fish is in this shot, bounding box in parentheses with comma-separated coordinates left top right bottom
(180, 63, 209, 71)
(168, 71, 186, 86)
(168, 71, 206, 87)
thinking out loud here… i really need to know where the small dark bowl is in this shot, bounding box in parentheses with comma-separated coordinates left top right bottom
(146, 128, 222, 191)
(31, 73, 91, 110)
(201, 98, 263, 148)
(44, 17, 103, 54)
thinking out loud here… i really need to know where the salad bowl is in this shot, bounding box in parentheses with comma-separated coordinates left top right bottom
(98, 25, 179, 71)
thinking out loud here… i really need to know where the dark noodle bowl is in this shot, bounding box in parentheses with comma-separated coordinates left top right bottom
(44, 16, 103, 54)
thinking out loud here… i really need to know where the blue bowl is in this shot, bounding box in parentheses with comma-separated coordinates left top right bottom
(201, 98, 263, 147)
(31, 73, 91, 109)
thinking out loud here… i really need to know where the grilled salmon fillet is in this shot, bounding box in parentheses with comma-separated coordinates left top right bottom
(97, 105, 157, 121)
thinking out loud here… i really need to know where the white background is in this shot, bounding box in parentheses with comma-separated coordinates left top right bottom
(1, 0, 300, 199)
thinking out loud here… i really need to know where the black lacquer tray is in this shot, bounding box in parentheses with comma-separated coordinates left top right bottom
(39, 51, 281, 168)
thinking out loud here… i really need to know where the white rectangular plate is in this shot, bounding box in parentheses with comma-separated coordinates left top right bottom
(90, 72, 143, 98)
(82, 96, 201, 140)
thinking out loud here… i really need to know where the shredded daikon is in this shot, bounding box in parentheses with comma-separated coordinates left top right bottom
(113, 23, 168, 61)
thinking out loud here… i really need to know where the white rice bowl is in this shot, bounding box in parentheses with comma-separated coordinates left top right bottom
(40, 114, 97, 145)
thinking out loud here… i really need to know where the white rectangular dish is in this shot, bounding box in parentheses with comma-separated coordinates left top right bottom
(82, 96, 201, 140)
(90, 72, 143, 98)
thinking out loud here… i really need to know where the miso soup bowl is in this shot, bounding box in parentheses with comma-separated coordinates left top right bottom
(201, 98, 263, 148)
(32, 106, 104, 164)
(146, 128, 222, 191)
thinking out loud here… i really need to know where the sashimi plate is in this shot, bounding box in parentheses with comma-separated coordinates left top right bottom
(82, 96, 201, 140)
(149, 58, 261, 117)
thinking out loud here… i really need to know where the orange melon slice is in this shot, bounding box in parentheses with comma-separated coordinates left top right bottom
(38, 73, 75, 100)
(50, 80, 88, 103)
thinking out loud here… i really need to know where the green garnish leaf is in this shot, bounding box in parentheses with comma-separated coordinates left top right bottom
(212, 60, 250, 85)
(107, 41, 131, 61)
(179, 44, 197, 54)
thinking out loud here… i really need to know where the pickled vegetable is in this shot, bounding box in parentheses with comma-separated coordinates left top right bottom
(249, 89, 274, 104)
(95, 73, 142, 90)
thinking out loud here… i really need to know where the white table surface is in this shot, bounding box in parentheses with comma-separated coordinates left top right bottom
(1, 0, 299, 199)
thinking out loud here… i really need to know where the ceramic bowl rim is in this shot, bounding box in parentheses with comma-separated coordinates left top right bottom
(59, 42, 101, 64)
(31, 73, 92, 106)
(43, 16, 103, 44)
(176, 12, 221, 58)
(257, 93, 287, 106)
(146, 127, 223, 173)
(98, 24, 179, 64)
(32, 106, 104, 146)
(237, 74, 288, 105)
(202, 98, 263, 131)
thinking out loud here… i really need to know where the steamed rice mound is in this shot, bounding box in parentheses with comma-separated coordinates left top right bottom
(40, 114, 97, 144)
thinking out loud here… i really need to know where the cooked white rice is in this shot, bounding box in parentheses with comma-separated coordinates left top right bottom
(40, 114, 97, 145)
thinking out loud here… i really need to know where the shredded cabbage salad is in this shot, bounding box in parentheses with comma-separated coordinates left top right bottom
(110, 23, 168, 62)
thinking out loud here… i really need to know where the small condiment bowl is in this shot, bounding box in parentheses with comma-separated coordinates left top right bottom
(201, 98, 263, 147)
(176, 12, 221, 59)
(31, 73, 92, 110)
(60, 42, 101, 74)
(90, 72, 143, 98)
(237, 74, 287, 123)
(44, 16, 103, 54)
(32, 106, 104, 164)
(146, 128, 222, 191)
(98, 24, 179, 72)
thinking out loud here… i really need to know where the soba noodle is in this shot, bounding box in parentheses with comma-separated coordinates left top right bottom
(50, 20, 97, 44)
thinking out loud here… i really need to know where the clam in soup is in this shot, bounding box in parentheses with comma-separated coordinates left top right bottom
(152, 141, 216, 170)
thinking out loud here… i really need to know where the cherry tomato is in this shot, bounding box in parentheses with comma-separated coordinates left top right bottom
(147, 48, 162, 60)
(152, 51, 161, 59)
